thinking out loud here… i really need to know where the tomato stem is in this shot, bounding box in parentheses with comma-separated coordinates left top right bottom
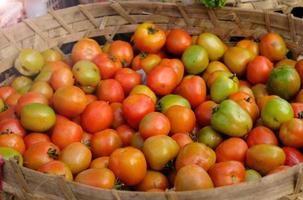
(47, 148, 59, 159)
(147, 27, 158, 34)
(298, 111, 303, 119)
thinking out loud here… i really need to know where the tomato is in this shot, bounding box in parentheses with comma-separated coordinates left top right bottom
(11, 76, 33, 95)
(159, 59, 184, 85)
(15, 49, 44, 76)
(115, 68, 141, 94)
(71, 38, 102, 63)
(171, 133, 193, 148)
(130, 85, 157, 104)
(267, 165, 290, 175)
(215, 138, 248, 163)
(0, 86, 15, 101)
(75, 168, 115, 189)
(174, 164, 214, 191)
(223, 46, 252, 76)
(246, 144, 285, 175)
(116, 125, 134, 147)
(131, 53, 146, 71)
(261, 97, 293, 130)
(197, 33, 226, 61)
(246, 56, 273, 84)
(20, 103, 56, 132)
(24, 133, 50, 149)
(59, 142, 92, 174)
(296, 89, 303, 103)
(197, 126, 223, 149)
(133, 22, 166, 53)
(93, 53, 122, 79)
(5, 93, 21, 108)
(72, 60, 100, 87)
(175, 142, 216, 171)
(109, 147, 147, 186)
(229, 91, 260, 122)
(195, 101, 218, 126)
(0, 147, 23, 166)
(282, 147, 303, 166)
(30, 81, 53, 100)
(251, 84, 268, 103)
(0, 118, 26, 138)
(246, 126, 278, 147)
(97, 79, 124, 103)
(135, 170, 169, 191)
(202, 61, 230, 82)
(165, 29, 191, 55)
(108, 40, 133, 67)
(35, 61, 70, 82)
(85, 95, 97, 105)
(267, 65, 301, 100)
(24, 142, 60, 170)
(236, 39, 259, 59)
(139, 112, 170, 139)
(50, 67, 74, 90)
(81, 101, 113, 133)
(143, 135, 179, 170)
(38, 160, 73, 181)
(295, 59, 303, 81)
(0, 133, 25, 154)
(81, 132, 93, 147)
(91, 129, 122, 157)
(279, 118, 303, 148)
(130, 132, 144, 150)
(53, 86, 87, 118)
(51, 116, 83, 149)
(90, 156, 109, 169)
(110, 103, 125, 129)
(208, 161, 245, 187)
(141, 54, 162, 74)
(182, 45, 209, 74)
(157, 94, 191, 113)
(275, 58, 296, 68)
(122, 94, 155, 129)
(164, 105, 196, 134)
(259, 32, 288, 62)
(257, 95, 279, 111)
(15, 92, 48, 115)
(42, 49, 62, 62)
(291, 103, 303, 119)
(245, 169, 262, 182)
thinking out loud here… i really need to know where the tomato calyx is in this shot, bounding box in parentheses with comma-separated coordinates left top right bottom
(231, 175, 238, 183)
(0, 129, 14, 135)
(147, 27, 158, 35)
(244, 96, 252, 103)
(298, 111, 303, 119)
(212, 106, 220, 114)
(121, 60, 129, 68)
(81, 139, 91, 148)
(114, 178, 131, 190)
(138, 52, 147, 59)
(229, 73, 238, 81)
(47, 148, 59, 159)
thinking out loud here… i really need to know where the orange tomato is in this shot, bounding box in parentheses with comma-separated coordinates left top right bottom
(50, 67, 74, 90)
(90, 156, 109, 169)
(246, 126, 278, 147)
(116, 124, 134, 147)
(215, 138, 248, 163)
(171, 133, 193, 148)
(15, 92, 48, 115)
(108, 40, 133, 67)
(0, 86, 15, 101)
(38, 160, 73, 181)
(75, 168, 115, 189)
(0, 133, 25, 154)
(24, 133, 50, 149)
(135, 171, 169, 191)
(71, 38, 102, 63)
(139, 112, 170, 139)
(236, 39, 259, 59)
(0, 118, 26, 138)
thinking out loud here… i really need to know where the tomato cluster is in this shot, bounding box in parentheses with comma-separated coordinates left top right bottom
(1, 21, 303, 192)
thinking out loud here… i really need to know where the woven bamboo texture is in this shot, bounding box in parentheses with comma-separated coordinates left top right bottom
(1, 1, 303, 199)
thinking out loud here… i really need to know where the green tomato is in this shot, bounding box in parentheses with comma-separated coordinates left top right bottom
(0, 147, 23, 166)
(11, 76, 33, 94)
(197, 126, 223, 149)
(157, 94, 191, 113)
(245, 169, 262, 182)
(72, 60, 101, 87)
(261, 97, 293, 130)
(197, 33, 226, 61)
(211, 99, 253, 137)
(15, 48, 44, 76)
(182, 45, 209, 75)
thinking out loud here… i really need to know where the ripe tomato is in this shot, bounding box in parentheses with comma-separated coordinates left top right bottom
(53, 86, 87, 118)
(51, 116, 83, 149)
(50, 67, 74, 90)
(215, 138, 248, 163)
(259, 32, 288, 62)
(267, 165, 290, 175)
(208, 161, 245, 187)
(115, 68, 141, 94)
(5, 93, 21, 108)
(296, 89, 303, 103)
(122, 94, 155, 129)
(116, 124, 134, 147)
(282, 147, 303, 166)
(279, 118, 303, 148)
(275, 58, 296, 68)
(195, 100, 218, 126)
(30, 81, 53, 100)
(0, 118, 26, 138)
(85, 94, 97, 105)
(171, 133, 193, 148)
(131, 53, 146, 71)
(246, 126, 278, 147)
(175, 142, 216, 171)
(176, 75, 206, 108)
(38, 160, 73, 181)
(24, 141, 60, 170)
(91, 129, 122, 157)
(90, 156, 109, 169)
(108, 40, 133, 67)
(159, 59, 184, 85)
(141, 54, 162, 74)
(75, 168, 115, 189)
(139, 112, 170, 139)
(291, 103, 303, 118)
(24, 133, 50, 149)
(135, 171, 169, 191)
(93, 53, 122, 79)
(97, 79, 124, 103)
(15, 92, 48, 115)
(174, 164, 213, 191)
(71, 38, 102, 63)
(164, 105, 196, 134)
(0, 133, 25, 154)
(110, 103, 125, 129)
(81, 132, 93, 147)
(295, 59, 303, 81)
(166, 29, 191, 55)
(0, 86, 15, 101)
(133, 22, 166, 53)
(109, 147, 147, 186)
(129, 85, 157, 104)
(59, 142, 92, 174)
(236, 39, 259, 59)
(130, 132, 144, 150)
(246, 56, 273, 84)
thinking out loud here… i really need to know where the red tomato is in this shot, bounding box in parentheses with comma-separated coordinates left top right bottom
(246, 56, 273, 84)
(0, 86, 15, 101)
(0, 133, 25, 154)
(267, 165, 290, 175)
(0, 118, 26, 138)
(5, 93, 21, 108)
(139, 112, 170, 139)
(131, 53, 146, 71)
(208, 161, 246, 187)
(115, 68, 141, 95)
(159, 59, 184, 85)
(0, 107, 15, 122)
(50, 67, 75, 90)
(195, 101, 218, 126)
(279, 118, 303, 148)
(15, 92, 48, 115)
(81, 101, 113, 133)
(97, 79, 124, 103)
(171, 133, 193, 148)
(166, 29, 191, 55)
(110, 102, 125, 129)
(259, 32, 287, 62)
(116, 124, 134, 147)
(215, 138, 248, 163)
(282, 147, 303, 166)
(93, 53, 122, 79)
(122, 94, 155, 129)
(85, 94, 97, 105)
(24, 133, 50, 149)
(291, 103, 303, 118)
(246, 126, 278, 147)
(108, 40, 133, 67)
(71, 38, 102, 63)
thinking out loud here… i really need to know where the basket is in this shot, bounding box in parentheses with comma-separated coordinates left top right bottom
(1, 1, 303, 199)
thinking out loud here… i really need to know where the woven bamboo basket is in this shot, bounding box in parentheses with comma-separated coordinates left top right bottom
(1, 1, 303, 199)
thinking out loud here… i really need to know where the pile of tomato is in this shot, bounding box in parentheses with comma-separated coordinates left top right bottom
(1, 21, 303, 192)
